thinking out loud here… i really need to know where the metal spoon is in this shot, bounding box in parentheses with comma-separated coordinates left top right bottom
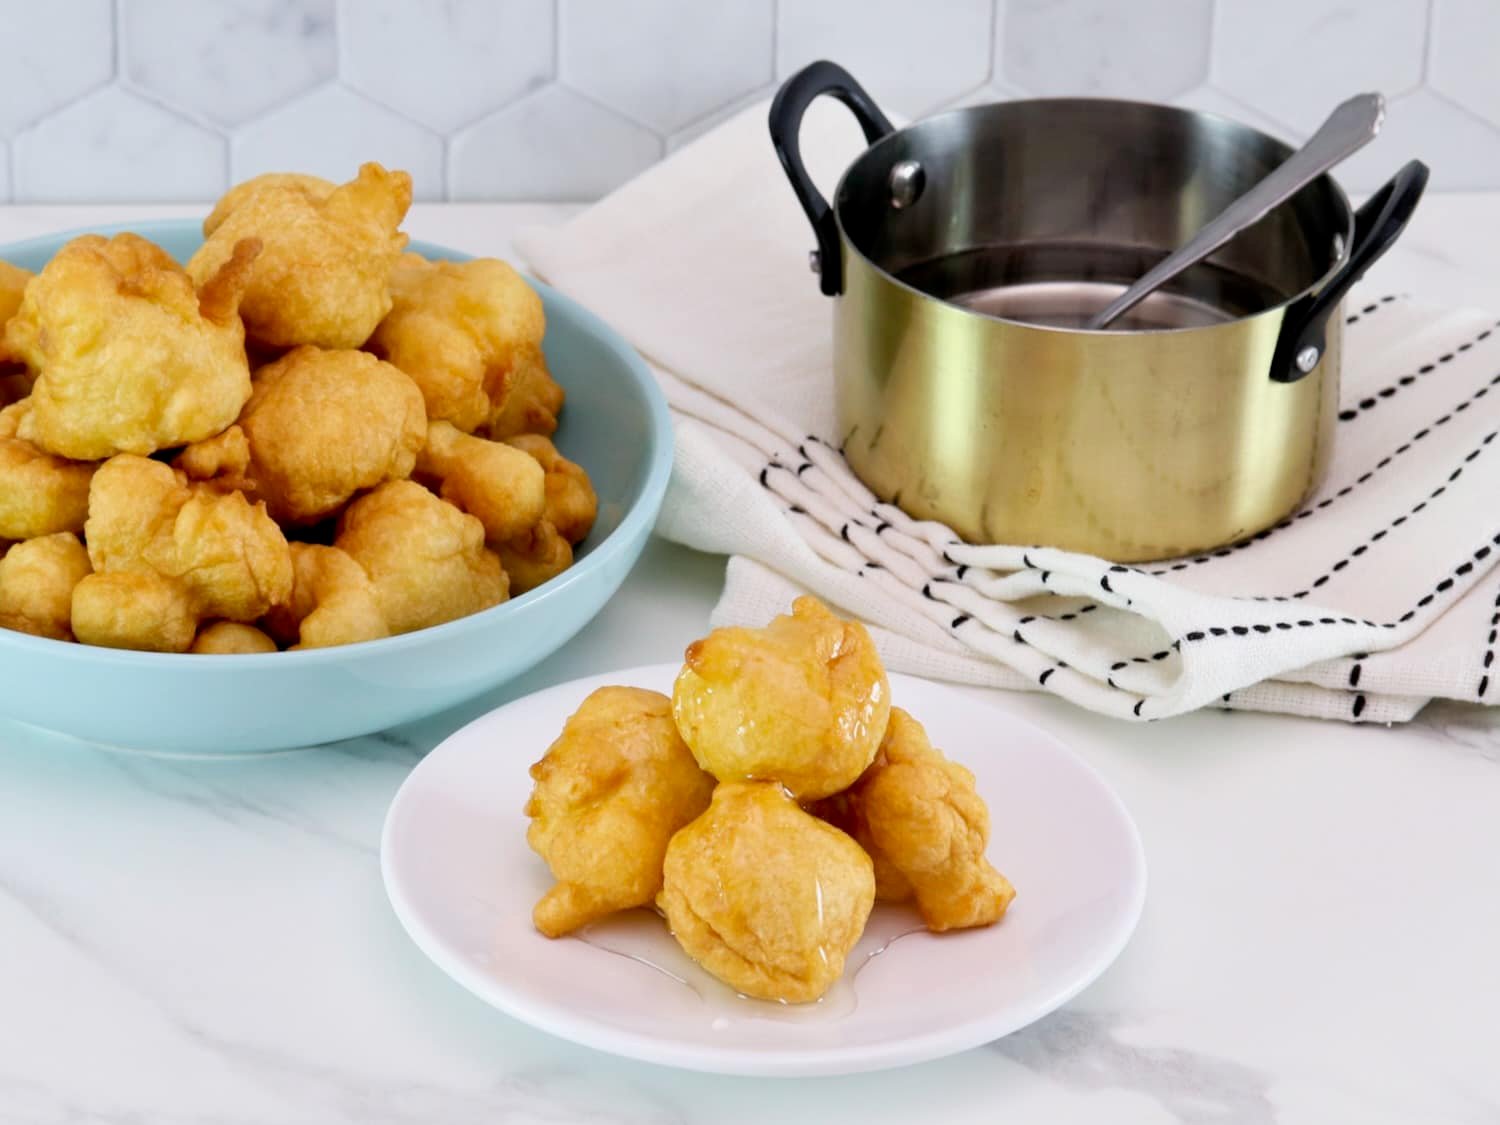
(1086, 92, 1385, 331)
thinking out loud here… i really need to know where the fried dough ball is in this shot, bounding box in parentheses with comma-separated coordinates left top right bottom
(203, 173, 334, 234)
(483, 343, 564, 440)
(6, 233, 260, 460)
(188, 162, 411, 349)
(85, 454, 293, 625)
(830, 708, 1015, 933)
(811, 780, 914, 904)
(0, 532, 91, 640)
(671, 596, 891, 800)
(190, 621, 278, 654)
(0, 260, 30, 324)
(194, 347, 426, 524)
(0, 400, 26, 437)
(0, 425, 95, 539)
(335, 480, 506, 635)
(174, 424, 253, 494)
(368, 254, 553, 434)
(507, 434, 596, 545)
(71, 571, 198, 652)
(525, 686, 715, 938)
(416, 419, 544, 542)
(659, 781, 875, 1003)
(0, 259, 32, 373)
(496, 520, 572, 595)
(0, 393, 94, 538)
(264, 542, 389, 649)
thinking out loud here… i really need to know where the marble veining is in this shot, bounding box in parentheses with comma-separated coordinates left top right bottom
(992, 1010, 1276, 1125)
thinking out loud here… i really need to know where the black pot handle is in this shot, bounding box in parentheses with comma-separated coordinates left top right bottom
(769, 61, 895, 296)
(1271, 159, 1429, 383)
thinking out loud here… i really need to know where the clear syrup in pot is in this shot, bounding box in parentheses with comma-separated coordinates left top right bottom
(895, 242, 1291, 331)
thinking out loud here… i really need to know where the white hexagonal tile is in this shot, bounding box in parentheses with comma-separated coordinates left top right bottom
(1172, 86, 1302, 146)
(122, 0, 335, 127)
(232, 84, 444, 199)
(340, 0, 554, 133)
(999, 0, 1211, 100)
(776, 0, 991, 117)
(559, 0, 773, 134)
(936, 82, 1029, 112)
(1213, 0, 1427, 135)
(12, 86, 225, 203)
(450, 85, 662, 201)
(0, 0, 113, 137)
(1428, 0, 1500, 127)
(664, 84, 774, 153)
(1336, 89, 1500, 192)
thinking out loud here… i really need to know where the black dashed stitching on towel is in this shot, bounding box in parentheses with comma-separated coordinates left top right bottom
(1345, 294, 1399, 325)
(1166, 532, 1500, 651)
(951, 614, 970, 628)
(1339, 321, 1499, 422)
(1352, 693, 1367, 719)
(1480, 587, 1500, 699)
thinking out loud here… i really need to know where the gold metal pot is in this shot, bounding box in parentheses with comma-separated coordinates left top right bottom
(770, 62, 1428, 562)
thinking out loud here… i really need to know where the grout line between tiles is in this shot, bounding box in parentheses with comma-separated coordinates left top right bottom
(1424, 87, 1500, 145)
(561, 83, 664, 150)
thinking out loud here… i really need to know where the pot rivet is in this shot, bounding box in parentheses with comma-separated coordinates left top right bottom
(1296, 345, 1321, 373)
(808, 249, 822, 274)
(888, 160, 926, 210)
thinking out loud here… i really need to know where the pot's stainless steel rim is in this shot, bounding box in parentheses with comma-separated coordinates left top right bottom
(829, 96, 1356, 337)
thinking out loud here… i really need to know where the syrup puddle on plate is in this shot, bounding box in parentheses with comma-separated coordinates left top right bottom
(577, 904, 925, 1026)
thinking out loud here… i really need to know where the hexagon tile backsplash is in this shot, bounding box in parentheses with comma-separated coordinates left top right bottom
(3, 0, 1498, 204)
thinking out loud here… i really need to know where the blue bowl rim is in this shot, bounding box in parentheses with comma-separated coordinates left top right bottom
(0, 218, 674, 670)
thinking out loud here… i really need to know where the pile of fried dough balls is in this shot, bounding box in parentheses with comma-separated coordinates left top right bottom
(0, 163, 596, 653)
(525, 597, 1016, 1004)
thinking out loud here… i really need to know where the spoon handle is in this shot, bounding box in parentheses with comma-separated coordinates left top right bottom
(1087, 92, 1385, 330)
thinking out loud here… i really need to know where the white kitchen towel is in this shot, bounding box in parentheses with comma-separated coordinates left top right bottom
(516, 100, 1500, 724)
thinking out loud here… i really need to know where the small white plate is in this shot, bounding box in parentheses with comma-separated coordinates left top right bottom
(381, 664, 1146, 1077)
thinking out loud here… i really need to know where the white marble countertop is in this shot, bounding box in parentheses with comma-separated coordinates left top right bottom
(2, 198, 1499, 1124)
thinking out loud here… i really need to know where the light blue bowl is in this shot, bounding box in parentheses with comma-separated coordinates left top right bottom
(0, 220, 672, 753)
